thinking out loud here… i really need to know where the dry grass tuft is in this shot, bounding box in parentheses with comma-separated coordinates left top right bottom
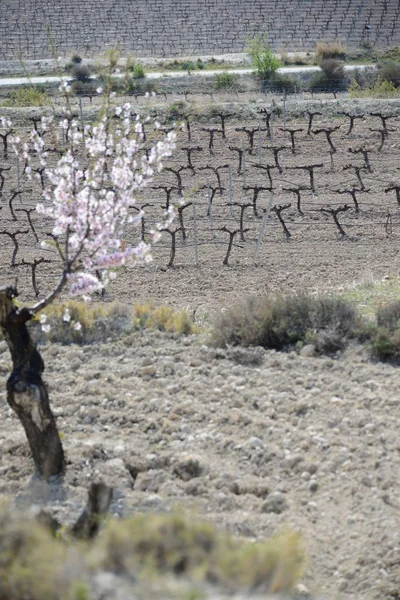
(133, 303, 197, 335)
(315, 41, 347, 61)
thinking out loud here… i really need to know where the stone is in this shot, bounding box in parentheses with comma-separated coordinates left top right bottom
(173, 456, 203, 481)
(140, 365, 156, 378)
(261, 491, 287, 514)
(300, 344, 316, 357)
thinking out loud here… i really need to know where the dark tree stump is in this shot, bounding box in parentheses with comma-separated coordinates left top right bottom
(0, 286, 65, 480)
(71, 482, 113, 539)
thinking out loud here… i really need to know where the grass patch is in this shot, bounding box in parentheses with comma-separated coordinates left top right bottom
(339, 276, 400, 319)
(214, 72, 239, 91)
(38, 299, 133, 344)
(133, 303, 196, 335)
(3, 86, 51, 107)
(30, 300, 198, 343)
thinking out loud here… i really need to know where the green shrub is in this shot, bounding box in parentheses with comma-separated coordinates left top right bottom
(367, 301, 400, 362)
(247, 34, 281, 80)
(214, 72, 239, 90)
(182, 60, 196, 74)
(213, 294, 359, 353)
(378, 60, 400, 87)
(6, 86, 50, 107)
(131, 62, 146, 79)
(348, 76, 399, 98)
(370, 327, 400, 363)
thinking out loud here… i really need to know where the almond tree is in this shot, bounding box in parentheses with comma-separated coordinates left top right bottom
(0, 88, 175, 481)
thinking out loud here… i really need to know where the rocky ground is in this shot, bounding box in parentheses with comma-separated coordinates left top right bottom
(1, 325, 400, 599)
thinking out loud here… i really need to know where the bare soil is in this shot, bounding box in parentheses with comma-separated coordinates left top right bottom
(1, 95, 400, 599)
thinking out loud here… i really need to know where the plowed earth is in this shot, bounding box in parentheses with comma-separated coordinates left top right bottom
(1, 96, 400, 599)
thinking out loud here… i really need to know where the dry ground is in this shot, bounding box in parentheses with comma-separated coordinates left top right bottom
(1, 95, 400, 599)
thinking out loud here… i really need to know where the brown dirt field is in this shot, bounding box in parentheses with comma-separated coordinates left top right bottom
(1, 95, 400, 599)
(1, 96, 400, 313)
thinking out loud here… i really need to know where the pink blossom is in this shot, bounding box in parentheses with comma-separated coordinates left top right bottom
(5, 95, 176, 310)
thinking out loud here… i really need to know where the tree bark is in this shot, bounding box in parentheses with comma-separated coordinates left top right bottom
(0, 286, 65, 480)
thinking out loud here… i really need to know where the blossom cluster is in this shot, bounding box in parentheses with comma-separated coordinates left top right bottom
(10, 100, 176, 306)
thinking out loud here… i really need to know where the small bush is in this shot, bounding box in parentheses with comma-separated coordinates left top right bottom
(247, 34, 281, 80)
(165, 101, 187, 121)
(182, 60, 196, 73)
(309, 59, 347, 92)
(214, 72, 239, 90)
(315, 41, 347, 61)
(35, 300, 133, 344)
(109, 75, 157, 96)
(348, 76, 399, 98)
(71, 79, 99, 97)
(279, 48, 290, 65)
(319, 58, 345, 79)
(268, 72, 300, 93)
(96, 513, 303, 592)
(367, 301, 400, 363)
(370, 327, 400, 363)
(0, 502, 85, 600)
(379, 45, 400, 62)
(0, 504, 303, 598)
(213, 294, 359, 353)
(6, 86, 50, 107)
(70, 53, 83, 64)
(131, 62, 146, 79)
(68, 62, 92, 82)
(378, 60, 400, 87)
(292, 52, 310, 66)
(376, 300, 400, 330)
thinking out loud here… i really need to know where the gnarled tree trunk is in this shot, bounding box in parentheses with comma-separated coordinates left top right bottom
(0, 286, 65, 480)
